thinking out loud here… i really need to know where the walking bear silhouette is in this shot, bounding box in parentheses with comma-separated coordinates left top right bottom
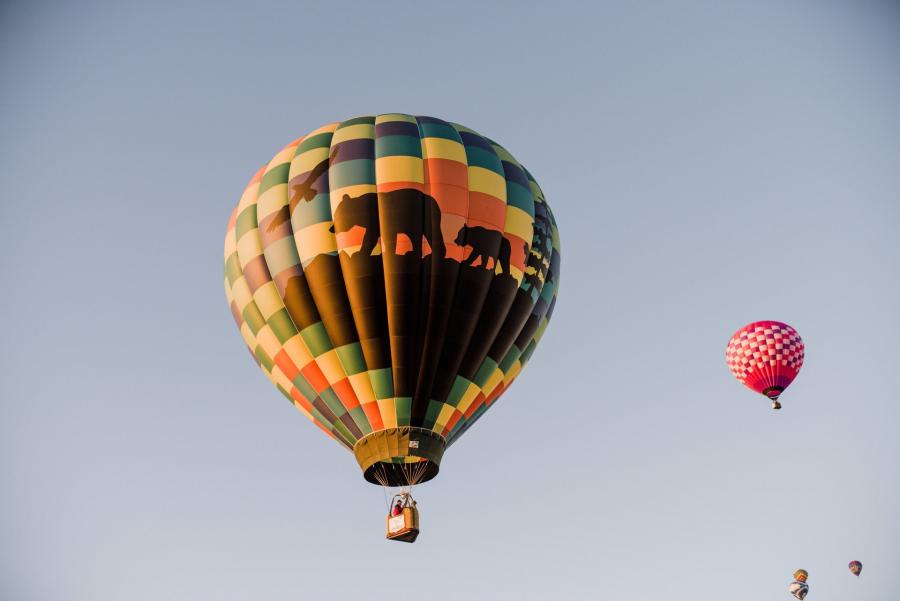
(329, 189, 445, 259)
(454, 225, 511, 275)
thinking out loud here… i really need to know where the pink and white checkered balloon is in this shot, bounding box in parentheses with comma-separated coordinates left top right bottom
(726, 320, 804, 408)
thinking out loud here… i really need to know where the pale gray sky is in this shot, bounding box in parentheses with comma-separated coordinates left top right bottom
(2, 1, 899, 600)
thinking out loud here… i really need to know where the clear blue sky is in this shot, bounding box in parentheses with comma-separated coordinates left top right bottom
(2, 1, 899, 599)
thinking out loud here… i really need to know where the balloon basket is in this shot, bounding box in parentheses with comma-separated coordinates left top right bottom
(386, 506, 420, 543)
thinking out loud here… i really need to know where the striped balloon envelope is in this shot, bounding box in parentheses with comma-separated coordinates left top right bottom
(789, 581, 809, 600)
(224, 115, 560, 487)
(725, 320, 804, 409)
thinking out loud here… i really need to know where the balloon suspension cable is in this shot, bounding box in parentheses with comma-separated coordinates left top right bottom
(372, 463, 393, 512)
(402, 462, 412, 488)
(371, 460, 428, 512)
(373, 463, 390, 487)
(401, 459, 428, 488)
(380, 475, 390, 512)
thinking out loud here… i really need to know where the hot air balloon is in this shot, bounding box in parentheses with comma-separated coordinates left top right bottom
(223, 115, 560, 541)
(726, 321, 804, 409)
(849, 560, 862, 576)
(789, 569, 809, 600)
(789, 581, 809, 600)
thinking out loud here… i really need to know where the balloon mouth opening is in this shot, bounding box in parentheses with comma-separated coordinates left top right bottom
(353, 427, 447, 487)
(363, 459, 441, 486)
(762, 385, 784, 400)
(762, 385, 785, 399)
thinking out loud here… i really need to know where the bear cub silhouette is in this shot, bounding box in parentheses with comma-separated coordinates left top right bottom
(454, 225, 510, 275)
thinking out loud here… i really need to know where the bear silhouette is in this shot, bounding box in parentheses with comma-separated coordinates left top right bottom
(329, 189, 445, 259)
(454, 225, 510, 275)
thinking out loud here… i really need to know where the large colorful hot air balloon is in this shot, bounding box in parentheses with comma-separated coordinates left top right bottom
(224, 115, 560, 490)
(849, 560, 862, 576)
(789, 569, 809, 600)
(726, 321, 804, 409)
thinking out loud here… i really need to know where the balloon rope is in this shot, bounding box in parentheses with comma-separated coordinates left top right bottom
(411, 462, 418, 485)
(373, 464, 383, 486)
(381, 476, 390, 512)
(374, 463, 389, 488)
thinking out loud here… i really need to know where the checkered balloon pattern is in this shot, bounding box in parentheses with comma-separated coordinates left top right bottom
(725, 320, 804, 400)
(223, 114, 560, 482)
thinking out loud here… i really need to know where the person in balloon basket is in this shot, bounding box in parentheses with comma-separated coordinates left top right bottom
(391, 499, 404, 517)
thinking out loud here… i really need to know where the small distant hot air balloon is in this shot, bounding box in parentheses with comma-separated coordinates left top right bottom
(726, 321, 804, 409)
(849, 560, 862, 576)
(789, 569, 809, 600)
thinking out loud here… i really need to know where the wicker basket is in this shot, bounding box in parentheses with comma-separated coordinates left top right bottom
(386, 506, 420, 543)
